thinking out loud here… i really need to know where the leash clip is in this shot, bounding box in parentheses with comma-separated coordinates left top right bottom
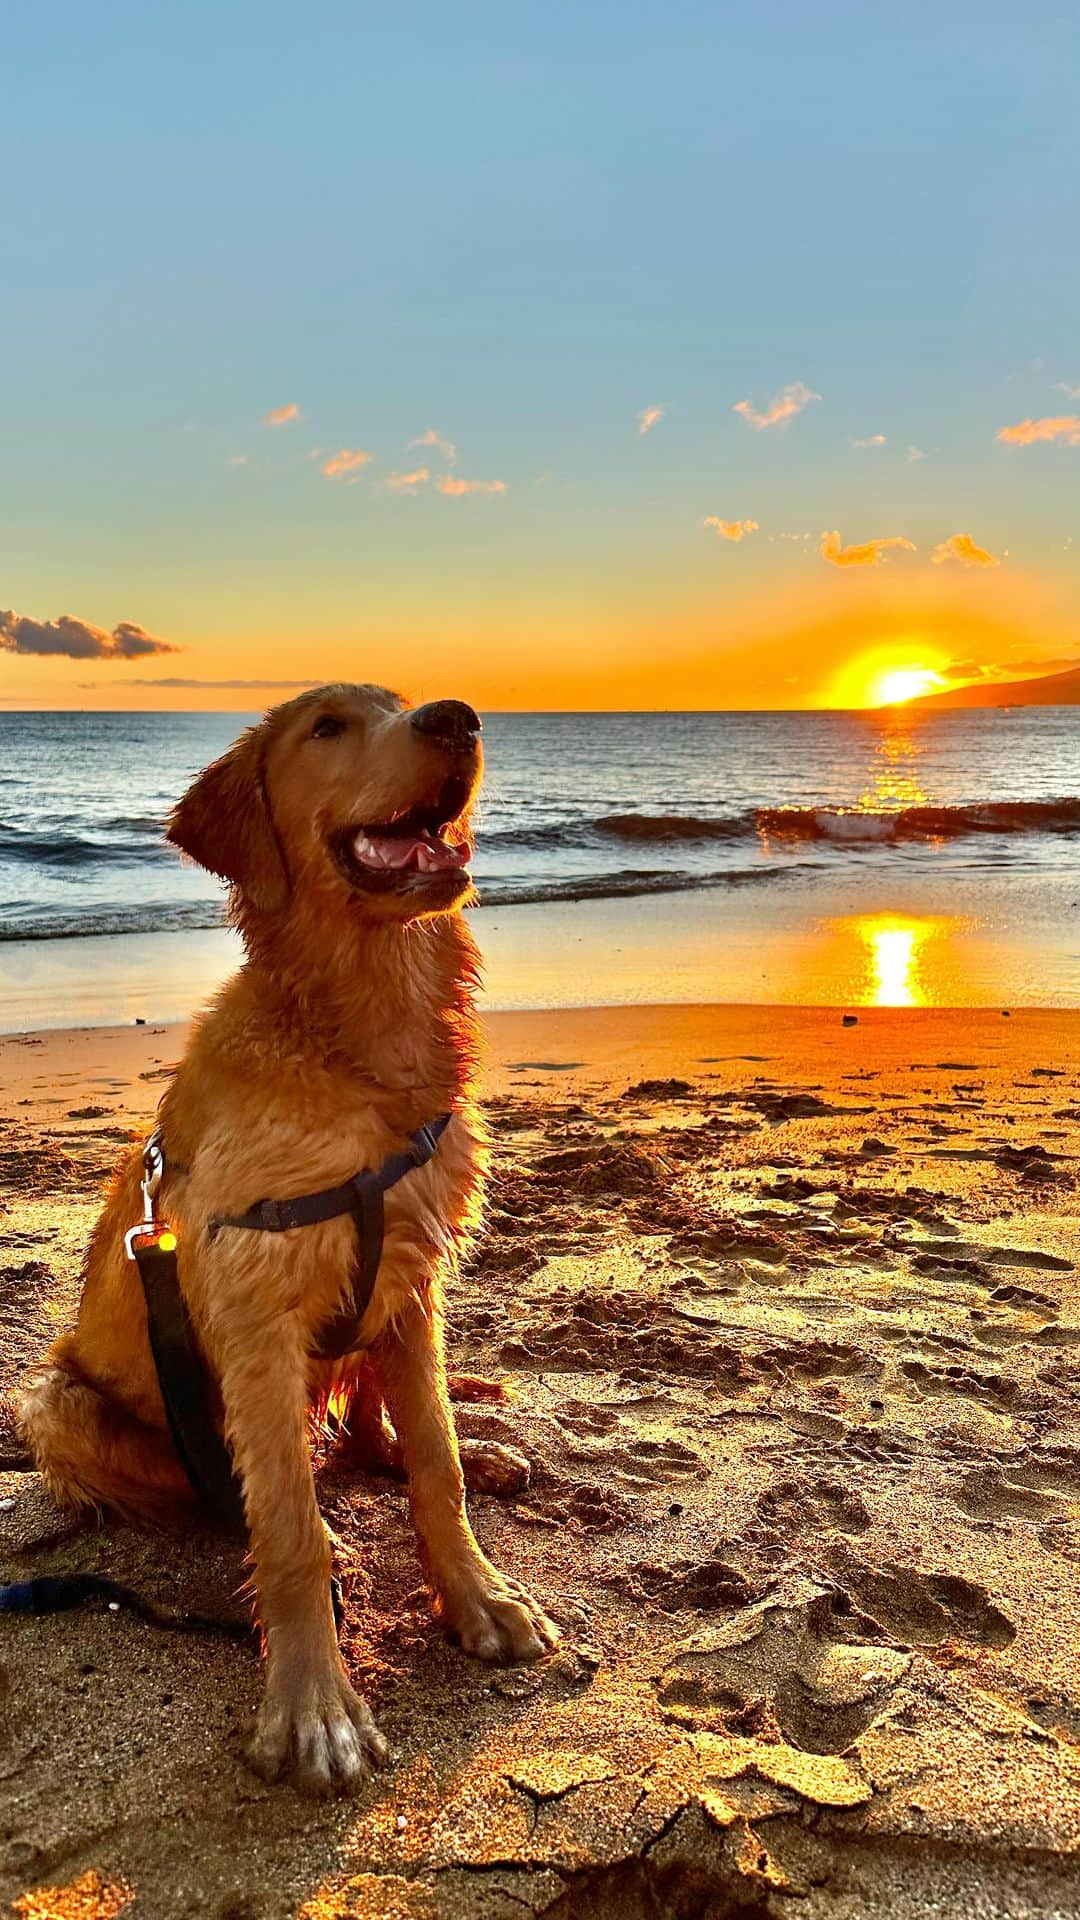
(124, 1129, 168, 1260)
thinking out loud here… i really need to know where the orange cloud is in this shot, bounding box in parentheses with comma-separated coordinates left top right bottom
(821, 530, 916, 568)
(931, 532, 1000, 568)
(436, 476, 507, 497)
(410, 428, 456, 464)
(323, 448, 373, 478)
(996, 415, 1080, 446)
(734, 381, 820, 430)
(638, 405, 664, 435)
(704, 517, 759, 542)
(263, 403, 301, 427)
(387, 467, 430, 492)
(852, 434, 886, 448)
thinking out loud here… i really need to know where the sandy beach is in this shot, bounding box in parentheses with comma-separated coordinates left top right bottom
(2, 1003, 1080, 1918)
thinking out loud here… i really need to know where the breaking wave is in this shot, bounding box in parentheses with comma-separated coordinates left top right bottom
(483, 798, 1080, 853)
(0, 864, 789, 938)
(755, 799, 1080, 843)
(591, 799, 1080, 847)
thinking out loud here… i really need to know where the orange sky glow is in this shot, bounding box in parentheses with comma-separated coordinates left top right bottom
(4, 563, 1075, 713)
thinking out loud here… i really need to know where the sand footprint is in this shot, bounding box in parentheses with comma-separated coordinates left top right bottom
(656, 1578, 910, 1754)
(899, 1357, 1024, 1413)
(612, 1434, 706, 1489)
(915, 1237, 1073, 1275)
(953, 1464, 1067, 1522)
(751, 1474, 871, 1545)
(824, 1542, 1015, 1650)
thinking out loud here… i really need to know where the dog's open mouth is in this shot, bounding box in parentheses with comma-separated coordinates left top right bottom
(335, 774, 473, 889)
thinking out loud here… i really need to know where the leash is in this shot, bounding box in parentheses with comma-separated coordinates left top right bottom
(0, 1572, 252, 1637)
(1, 1115, 452, 1625)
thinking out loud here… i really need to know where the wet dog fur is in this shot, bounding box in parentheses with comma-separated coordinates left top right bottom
(18, 683, 557, 1794)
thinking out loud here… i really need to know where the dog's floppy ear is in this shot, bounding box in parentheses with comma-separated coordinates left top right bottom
(168, 729, 289, 912)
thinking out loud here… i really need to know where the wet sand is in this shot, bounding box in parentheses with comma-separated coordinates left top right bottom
(2, 1004, 1080, 1918)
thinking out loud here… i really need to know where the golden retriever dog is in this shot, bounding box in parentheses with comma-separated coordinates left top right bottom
(19, 683, 557, 1794)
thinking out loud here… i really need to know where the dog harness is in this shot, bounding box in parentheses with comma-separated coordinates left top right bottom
(0, 1119, 452, 1626)
(125, 1115, 453, 1529)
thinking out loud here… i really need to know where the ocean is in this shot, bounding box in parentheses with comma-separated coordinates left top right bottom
(1, 707, 1077, 1027)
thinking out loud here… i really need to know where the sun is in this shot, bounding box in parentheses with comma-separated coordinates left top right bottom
(823, 643, 950, 709)
(870, 665, 946, 706)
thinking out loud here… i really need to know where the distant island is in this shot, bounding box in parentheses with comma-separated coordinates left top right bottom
(907, 663, 1080, 709)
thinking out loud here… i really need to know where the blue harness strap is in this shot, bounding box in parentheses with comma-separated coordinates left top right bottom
(206, 1112, 452, 1360)
(135, 1236, 246, 1530)
(207, 1115, 451, 1240)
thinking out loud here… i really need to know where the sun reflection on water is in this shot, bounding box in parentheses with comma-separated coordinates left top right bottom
(858, 708, 928, 813)
(851, 912, 970, 1006)
(857, 916, 928, 1005)
(777, 909, 972, 1008)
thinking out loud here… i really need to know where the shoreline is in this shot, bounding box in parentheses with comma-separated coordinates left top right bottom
(2, 1000, 1079, 1113)
(2, 868, 1078, 1034)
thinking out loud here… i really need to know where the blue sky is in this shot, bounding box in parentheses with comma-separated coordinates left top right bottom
(4, 1, 1079, 706)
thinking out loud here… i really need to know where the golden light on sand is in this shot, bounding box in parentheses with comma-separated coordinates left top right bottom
(12, 1870, 134, 1920)
(779, 911, 976, 1007)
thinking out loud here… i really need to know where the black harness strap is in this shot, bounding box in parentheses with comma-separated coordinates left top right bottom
(313, 1172, 386, 1361)
(0, 1124, 454, 1628)
(134, 1238, 246, 1531)
(138, 1113, 452, 1516)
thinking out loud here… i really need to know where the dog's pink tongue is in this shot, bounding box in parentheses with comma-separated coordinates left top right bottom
(354, 830, 469, 872)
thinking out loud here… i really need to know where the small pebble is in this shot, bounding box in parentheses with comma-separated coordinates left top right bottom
(0, 1497, 16, 1512)
(396, 1814, 408, 1832)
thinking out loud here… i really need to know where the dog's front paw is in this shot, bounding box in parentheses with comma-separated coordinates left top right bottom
(248, 1664, 389, 1796)
(440, 1559, 559, 1664)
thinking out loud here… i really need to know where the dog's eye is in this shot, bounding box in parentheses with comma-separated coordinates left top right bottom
(311, 715, 346, 740)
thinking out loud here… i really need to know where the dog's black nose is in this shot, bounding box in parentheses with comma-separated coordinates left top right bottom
(410, 700, 482, 749)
